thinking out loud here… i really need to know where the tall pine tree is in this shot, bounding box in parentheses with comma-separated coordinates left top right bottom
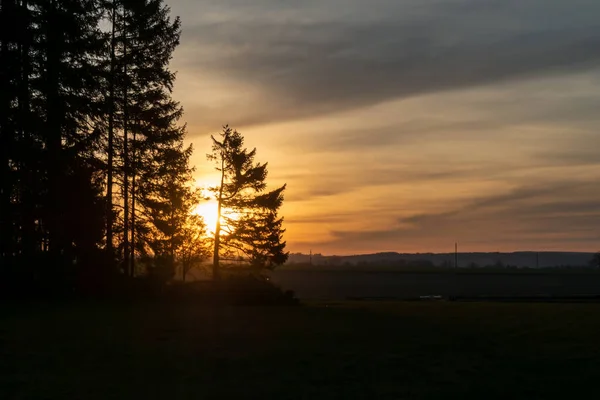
(0, 0, 110, 290)
(103, 0, 184, 276)
(140, 144, 203, 281)
(0, 0, 203, 291)
(0, 0, 13, 269)
(0, 0, 20, 273)
(33, 0, 105, 256)
(208, 126, 288, 279)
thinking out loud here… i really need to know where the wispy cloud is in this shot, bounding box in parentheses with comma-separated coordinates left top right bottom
(325, 179, 600, 252)
(170, 0, 600, 253)
(175, 0, 600, 127)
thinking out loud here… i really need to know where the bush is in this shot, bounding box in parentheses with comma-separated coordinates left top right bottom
(165, 275, 299, 306)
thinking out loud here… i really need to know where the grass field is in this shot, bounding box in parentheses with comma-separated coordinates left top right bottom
(270, 270, 600, 300)
(2, 301, 600, 399)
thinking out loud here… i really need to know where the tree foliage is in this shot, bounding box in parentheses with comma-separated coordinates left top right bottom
(0, 0, 207, 293)
(179, 213, 211, 282)
(100, 0, 185, 276)
(1, 1, 288, 295)
(208, 126, 288, 278)
(0, 0, 107, 284)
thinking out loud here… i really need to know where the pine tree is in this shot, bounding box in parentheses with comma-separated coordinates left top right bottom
(30, 0, 105, 269)
(208, 126, 288, 279)
(0, 0, 106, 285)
(103, 0, 182, 276)
(140, 144, 205, 281)
(225, 187, 288, 268)
(0, 0, 41, 277)
(16, 0, 36, 265)
(0, 0, 192, 291)
(104, 0, 118, 260)
(0, 0, 19, 272)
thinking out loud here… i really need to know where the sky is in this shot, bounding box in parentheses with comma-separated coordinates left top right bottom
(168, 0, 600, 255)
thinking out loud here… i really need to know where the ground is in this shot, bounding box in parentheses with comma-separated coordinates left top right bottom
(270, 270, 600, 300)
(2, 301, 600, 399)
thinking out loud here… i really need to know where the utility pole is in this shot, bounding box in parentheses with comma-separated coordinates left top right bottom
(309, 249, 312, 266)
(455, 242, 458, 269)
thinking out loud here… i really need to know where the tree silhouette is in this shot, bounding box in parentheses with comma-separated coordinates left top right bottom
(100, 0, 183, 276)
(141, 144, 202, 277)
(1, 1, 288, 295)
(179, 213, 211, 282)
(0, 0, 20, 274)
(103, 0, 118, 261)
(208, 126, 288, 279)
(0, 0, 193, 292)
(0, 0, 106, 280)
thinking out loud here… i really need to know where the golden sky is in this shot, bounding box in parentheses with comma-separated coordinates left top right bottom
(169, 0, 600, 255)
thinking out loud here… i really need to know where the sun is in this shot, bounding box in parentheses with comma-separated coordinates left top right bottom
(193, 199, 241, 236)
(193, 200, 219, 235)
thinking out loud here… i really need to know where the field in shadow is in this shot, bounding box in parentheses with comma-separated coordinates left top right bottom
(270, 270, 600, 300)
(2, 301, 600, 399)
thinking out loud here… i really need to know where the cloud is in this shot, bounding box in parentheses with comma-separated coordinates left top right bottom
(283, 163, 512, 203)
(172, 0, 600, 254)
(175, 0, 600, 126)
(325, 179, 600, 251)
(535, 146, 600, 169)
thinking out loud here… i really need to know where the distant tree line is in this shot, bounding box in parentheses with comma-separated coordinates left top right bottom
(0, 0, 287, 296)
(285, 255, 600, 271)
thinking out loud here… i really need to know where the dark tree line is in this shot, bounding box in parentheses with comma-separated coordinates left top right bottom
(0, 0, 288, 295)
(0, 0, 197, 292)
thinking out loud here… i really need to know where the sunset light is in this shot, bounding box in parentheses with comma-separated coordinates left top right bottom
(173, 0, 600, 255)
(193, 200, 219, 235)
(4, 1, 600, 398)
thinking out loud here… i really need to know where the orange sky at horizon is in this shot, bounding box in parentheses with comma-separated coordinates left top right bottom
(169, 0, 600, 255)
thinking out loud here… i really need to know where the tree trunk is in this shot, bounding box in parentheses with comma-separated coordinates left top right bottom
(170, 204, 175, 275)
(0, 0, 12, 269)
(212, 157, 225, 280)
(130, 123, 135, 277)
(122, 8, 129, 276)
(106, 0, 116, 260)
(45, 0, 63, 259)
(213, 212, 221, 279)
(19, 0, 36, 267)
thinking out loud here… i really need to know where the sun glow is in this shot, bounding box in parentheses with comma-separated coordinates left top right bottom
(193, 199, 242, 237)
(193, 200, 219, 235)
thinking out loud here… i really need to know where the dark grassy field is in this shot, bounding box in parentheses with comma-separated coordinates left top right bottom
(2, 301, 600, 399)
(270, 270, 600, 300)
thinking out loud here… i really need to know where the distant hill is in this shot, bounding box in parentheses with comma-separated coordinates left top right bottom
(285, 251, 597, 269)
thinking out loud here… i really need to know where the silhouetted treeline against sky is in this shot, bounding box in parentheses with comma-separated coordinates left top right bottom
(0, 0, 289, 297)
(285, 252, 600, 270)
(0, 0, 191, 294)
